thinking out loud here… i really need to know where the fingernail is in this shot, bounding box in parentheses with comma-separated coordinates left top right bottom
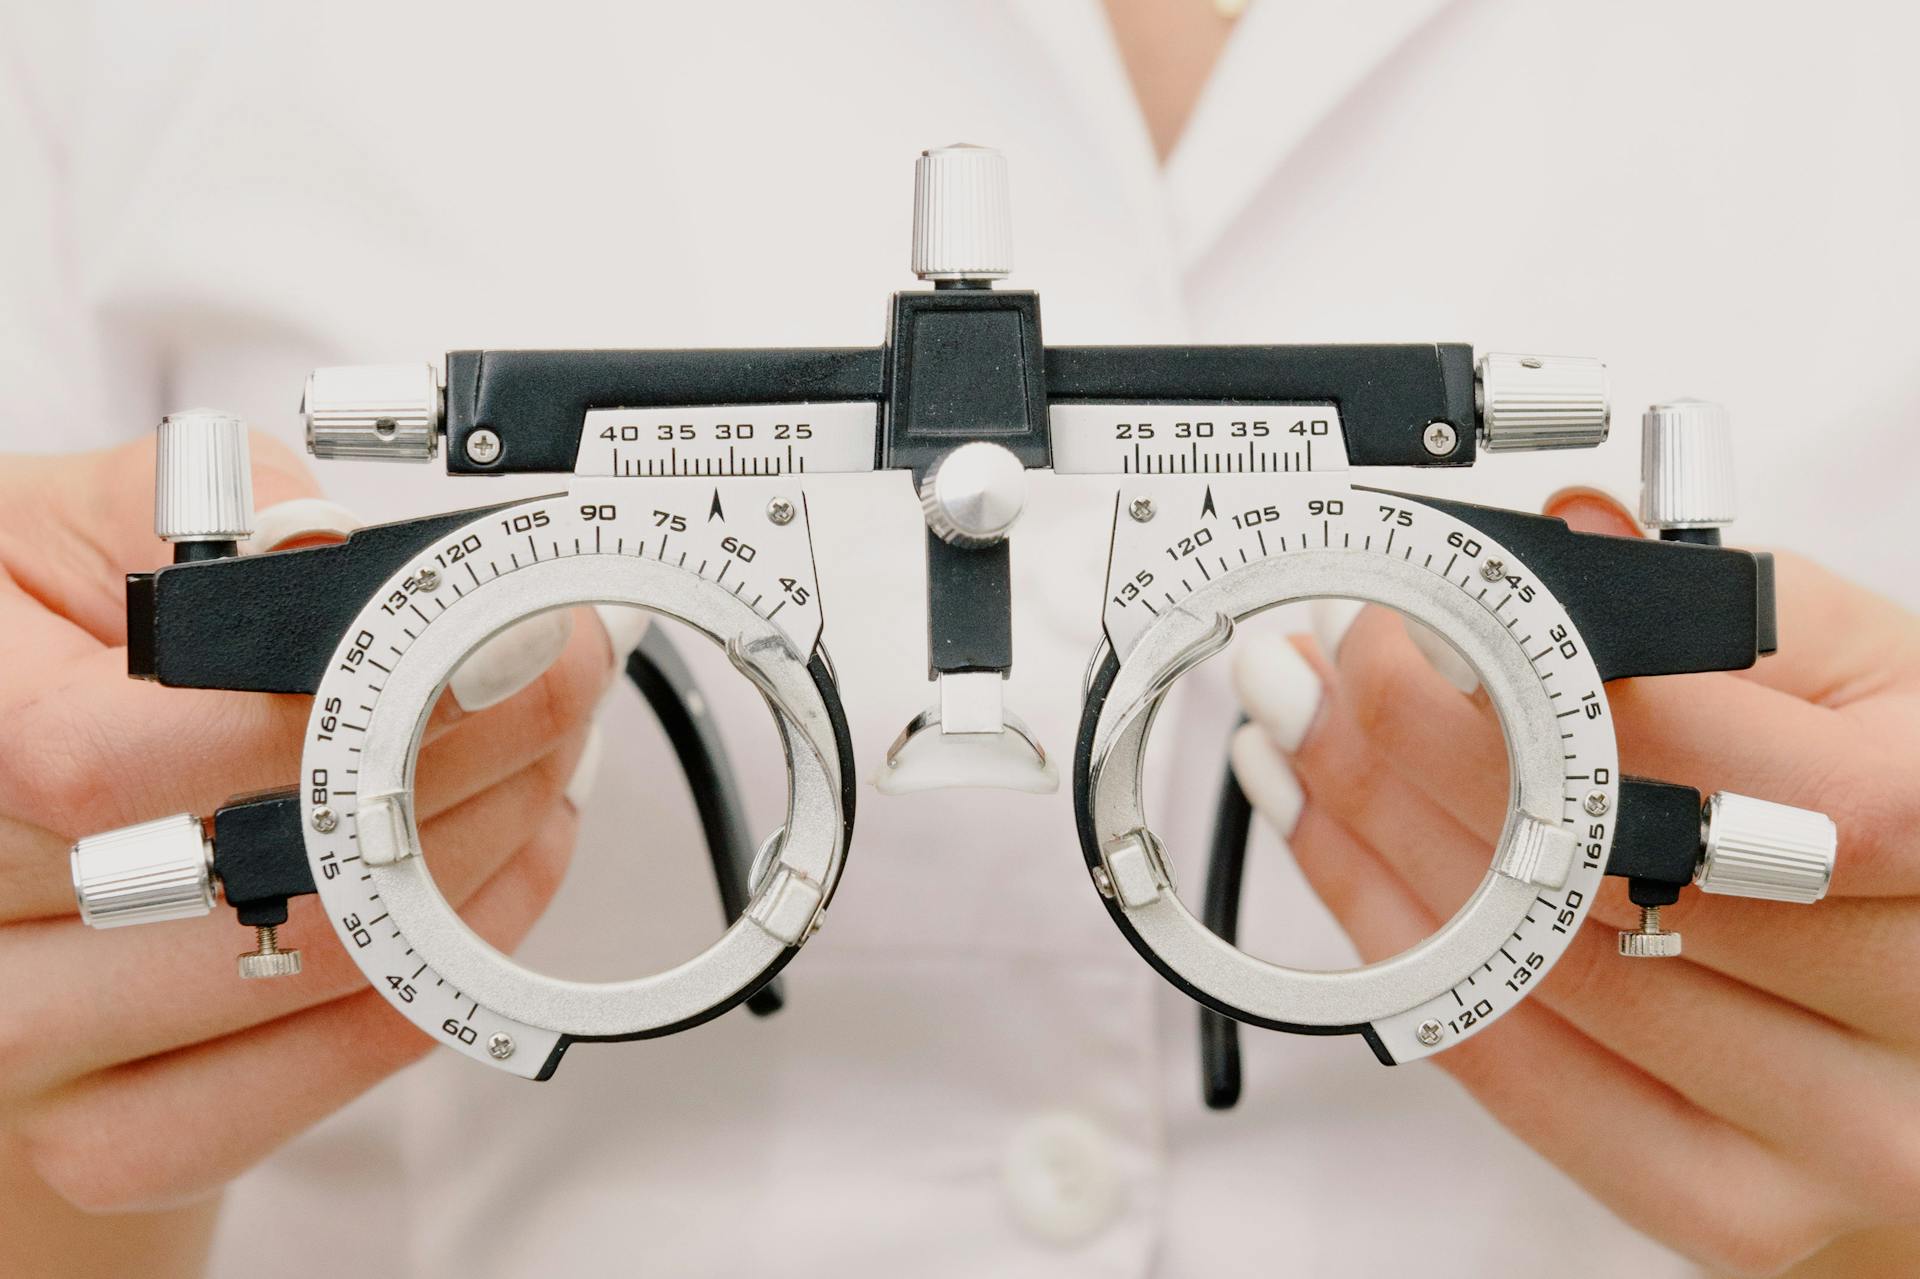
(448, 610, 574, 711)
(1310, 598, 1365, 659)
(565, 723, 604, 811)
(1230, 633, 1323, 751)
(1229, 722, 1304, 837)
(1401, 616, 1480, 694)
(593, 605, 652, 682)
(243, 497, 362, 553)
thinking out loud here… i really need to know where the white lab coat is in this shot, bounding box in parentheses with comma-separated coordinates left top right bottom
(2, 2, 1915, 1275)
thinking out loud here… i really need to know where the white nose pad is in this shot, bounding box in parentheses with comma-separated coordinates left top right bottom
(872, 673, 1058, 795)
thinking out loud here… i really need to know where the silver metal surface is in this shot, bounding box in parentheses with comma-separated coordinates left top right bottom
(919, 442, 1027, 546)
(1048, 404, 1350, 475)
(1641, 399, 1737, 529)
(911, 143, 1012, 282)
(883, 706, 1049, 769)
(767, 497, 796, 525)
(155, 410, 254, 543)
(310, 806, 338, 833)
(1421, 421, 1459, 457)
(1618, 907, 1683, 958)
(71, 813, 217, 929)
(1477, 353, 1610, 451)
(1086, 546, 1589, 1029)
(348, 550, 844, 1040)
(303, 363, 441, 462)
(1494, 816, 1576, 889)
(1697, 792, 1836, 903)
(487, 1033, 516, 1061)
(464, 429, 502, 466)
(574, 403, 879, 477)
(938, 670, 1005, 734)
(1128, 497, 1155, 523)
(237, 926, 302, 978)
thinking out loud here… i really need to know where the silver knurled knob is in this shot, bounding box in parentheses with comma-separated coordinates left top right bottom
(155, 410, 254, 543)
(1696, 792, 1836, 904)
(71, 814, 216, 929)
(238, 926, 302, 979)
(1476, 353, 1611, 452)
(911, 144, 1013, 282)
(1641, 399, 1736, 529)
(1618, 910, 1684, 958)
(304, 363, 442, 462)
(918, 442, 1028, 546)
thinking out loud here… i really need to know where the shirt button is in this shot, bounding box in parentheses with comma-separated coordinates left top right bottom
(1001, 1111, 1125, 1246)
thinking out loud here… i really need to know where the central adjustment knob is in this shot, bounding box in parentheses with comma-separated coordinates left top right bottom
(918, 443, 1028, 547)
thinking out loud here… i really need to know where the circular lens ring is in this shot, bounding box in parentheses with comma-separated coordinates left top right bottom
(1074, 514, 1617, 1061)
(301, 503, 854, 1072)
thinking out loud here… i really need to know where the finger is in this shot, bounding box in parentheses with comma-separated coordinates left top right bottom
(1319, 603, 1915, 897)
(241, 497, 362, 554)
(1284, 628, 1920, 1041)
(0, 744, 584, 1095)
(1579, 881, 1920, 1049)
(1743, 550, 1920, 705)
(1228, 723, 1302, 840)
(1603, 673, 1907, 896)
(0, 605, 611, 846)
(0, 812, 81, 923)
(0, 434, 320, 652)
(1528, 924, 1920, 1224)
(0, 695, 589, 931)
(1540, 488, 1920, 704)
(1431, 1001, 1851, 1273)
(1277, 699, 1920, 1227)
(1270, 767, 1856, 1270)
(16, 805, 576, 1212)
(1542, 486, 1640, 539)
(413, 613, 612, 816)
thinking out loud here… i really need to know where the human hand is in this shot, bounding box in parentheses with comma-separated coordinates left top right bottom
(1230, 489, 1920, 1275)
(0, 433, 613, 1218)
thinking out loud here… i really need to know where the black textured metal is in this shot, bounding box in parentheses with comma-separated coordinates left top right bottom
(212, 788, 314, 928)
(1608, 777, 1703, 908)
(926, 534, 1013, 675)
(131, 506, 514, 693)
(1046, 343, 1479, 467)
(444, 348, 887, 475)
(1398, 491, 1774, 680)
(883, 290, 1050, 473)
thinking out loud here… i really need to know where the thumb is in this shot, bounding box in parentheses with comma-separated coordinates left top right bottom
(1543, 486, 1641, 538)
(77, 428, 323, 578)
(0, 429, 322, 647)
(1542, 484, 1920, 704)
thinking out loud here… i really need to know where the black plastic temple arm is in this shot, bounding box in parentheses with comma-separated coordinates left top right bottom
(624, 627, 783, 1017)
(1199, 723, 1254, 1110)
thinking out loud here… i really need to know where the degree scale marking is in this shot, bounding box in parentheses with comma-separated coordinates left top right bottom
(301, 484, 823, 1076)
(1097, 477, 1617, 1060)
